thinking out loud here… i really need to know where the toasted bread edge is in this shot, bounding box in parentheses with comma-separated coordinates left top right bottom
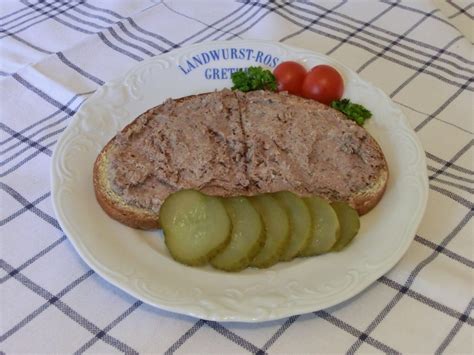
(93, 141, 160, 230)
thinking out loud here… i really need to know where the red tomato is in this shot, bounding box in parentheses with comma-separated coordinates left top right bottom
(301, 65, 344, 105)
(273, 61, 307, 95)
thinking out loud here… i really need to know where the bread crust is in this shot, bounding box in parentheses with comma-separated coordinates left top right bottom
(350, 168, 388, 215)
(93, 125, 160, 229)
(93, 91, 388, 229)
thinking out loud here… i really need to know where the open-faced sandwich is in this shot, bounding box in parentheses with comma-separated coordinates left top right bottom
(93, 62, 388, 271)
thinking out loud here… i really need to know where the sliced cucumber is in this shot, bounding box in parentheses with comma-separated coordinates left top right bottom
(211, 197, 264, 272)
(273, 191, 312, 261)
(300, 196, 340, 256)
(159, 190, 231, 266)
(249, 194, 290, 268)
(331, 202, 360, 251)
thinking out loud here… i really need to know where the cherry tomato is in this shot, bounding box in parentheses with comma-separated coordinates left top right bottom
(301, 65, 344, 105)
(273, 61, 307, 95)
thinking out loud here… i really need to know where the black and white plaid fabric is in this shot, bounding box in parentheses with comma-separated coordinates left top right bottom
(1, 0, 473, 353)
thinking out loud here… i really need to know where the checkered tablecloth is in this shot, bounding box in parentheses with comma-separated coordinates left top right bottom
(1, 0, 473, 354)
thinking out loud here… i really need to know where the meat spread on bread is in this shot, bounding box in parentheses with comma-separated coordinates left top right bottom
(93, 89, 388, 229)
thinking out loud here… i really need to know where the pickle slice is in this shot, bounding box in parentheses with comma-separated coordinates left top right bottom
(249, 194, 290, 268)
(273, 191, 312, 261)
(331, 202, 360, 251)
(211, 197, 264, 272)
(159, 190, 231, 266)
(300, 196, 340, 256)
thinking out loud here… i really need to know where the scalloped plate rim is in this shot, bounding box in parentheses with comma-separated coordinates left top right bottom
(51, 39, 428, 322)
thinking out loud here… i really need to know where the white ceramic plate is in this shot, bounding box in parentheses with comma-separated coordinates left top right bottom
(51, 40, 428, 322)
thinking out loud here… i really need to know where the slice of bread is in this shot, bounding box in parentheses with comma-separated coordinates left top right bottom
(93, 89, 388, 229)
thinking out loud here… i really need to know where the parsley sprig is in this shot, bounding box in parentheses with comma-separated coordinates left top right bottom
(331, 99, 372, 126)
(231, 67, 277, 92)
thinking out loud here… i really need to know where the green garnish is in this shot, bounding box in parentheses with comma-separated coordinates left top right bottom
(331, 99, 372, 126)
(231, 66, 277, 92)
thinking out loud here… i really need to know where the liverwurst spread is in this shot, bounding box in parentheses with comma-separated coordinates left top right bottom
(107, 89, 387, 212)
